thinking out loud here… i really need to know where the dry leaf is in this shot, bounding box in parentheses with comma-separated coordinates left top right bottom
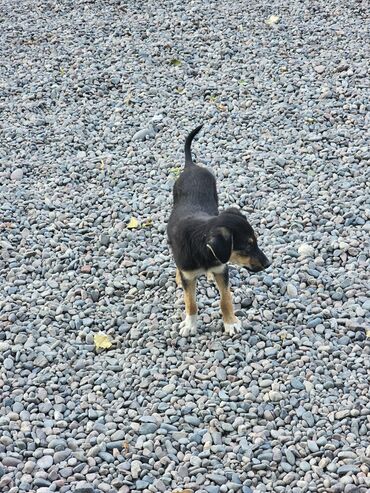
(169, 166, 181, 177)
(127, 217, 139, 229)
(100, 159, 105, 171)
(265, 15, 280, 26)
(124, 92, 133, 105)
(216, 103, 228, 112)
(366, 330, 370, 338)
(94, 332, 112, 349)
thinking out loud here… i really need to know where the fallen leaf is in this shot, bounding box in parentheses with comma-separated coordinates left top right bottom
(169, 58, 182, 67)
(169, 166, 181, 177)
(216, 103, 228, 112)
(100, 159, 105, 171)
(265, 15, 280, 26)
(127, 217, 139, 229)
(175, 87, 185, 94)
(124, 92, 133, 105)
(94, 332, 112, 349)
(142, 219, 153, 228)
(366, 330, 370, 338)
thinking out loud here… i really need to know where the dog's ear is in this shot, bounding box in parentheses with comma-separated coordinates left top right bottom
(207, 227, 232, 264)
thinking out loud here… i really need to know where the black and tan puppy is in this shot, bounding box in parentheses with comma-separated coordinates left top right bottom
(167, 125, 271, 337)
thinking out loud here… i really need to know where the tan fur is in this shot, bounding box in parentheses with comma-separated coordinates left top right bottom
(230, 251, 263, 270)
(176, 268, 182, 287)
(183, 278, 197, 316)
(213, 272, 239, 325)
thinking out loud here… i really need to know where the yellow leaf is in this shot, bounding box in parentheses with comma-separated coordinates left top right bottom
(100, 159, 105, 171)
(170, 58, 182, 67)
(265, 15, 280, 26)
(142, 218, 153, 228)
(127, 217, 139, 229)
(216, 103, 228, 112)
(94, 332, 112, 349)
(366, 330, 370, 338)
(169, 166, 181, 177)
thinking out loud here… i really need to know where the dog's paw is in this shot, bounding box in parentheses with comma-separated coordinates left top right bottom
(179, 315, 197, 337)
(224, 318, 242, 336)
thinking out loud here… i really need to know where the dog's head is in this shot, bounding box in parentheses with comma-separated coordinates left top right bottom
(207, 208, 271, 272)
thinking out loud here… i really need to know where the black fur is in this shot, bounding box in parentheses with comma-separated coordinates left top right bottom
(167, 126, 271, 273)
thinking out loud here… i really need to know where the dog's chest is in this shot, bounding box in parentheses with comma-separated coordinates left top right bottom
(182, 264, 225, 281)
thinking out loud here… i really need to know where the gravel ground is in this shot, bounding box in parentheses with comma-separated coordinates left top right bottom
(1, 0, 369, 492)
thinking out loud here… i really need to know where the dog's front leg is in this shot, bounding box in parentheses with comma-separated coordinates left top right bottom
(214, 268, 241, 336)
(179, 272, 198, 337)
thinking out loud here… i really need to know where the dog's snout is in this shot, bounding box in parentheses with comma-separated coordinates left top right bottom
(257, 250, 271, 271)
(263, 257, 271, 269)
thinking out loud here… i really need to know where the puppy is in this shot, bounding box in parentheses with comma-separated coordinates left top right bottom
(167, 125, 271, 337)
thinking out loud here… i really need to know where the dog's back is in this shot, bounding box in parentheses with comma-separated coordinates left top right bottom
(170, 125, 218, 217)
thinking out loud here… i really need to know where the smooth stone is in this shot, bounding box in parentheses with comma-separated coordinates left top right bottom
(337, 464, 360, 475)
(291, 377, 304, 390)
(298, 244, 315, 257)
(36, 456, 53, 469)
(11, 168, 24, 181)
(139, 423, 158, 435)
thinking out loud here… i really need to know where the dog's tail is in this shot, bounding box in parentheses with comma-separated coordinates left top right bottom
(184, 124, 203, 167)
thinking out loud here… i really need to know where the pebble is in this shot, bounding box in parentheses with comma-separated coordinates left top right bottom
(10, 168, 24, 181)
(298, 244, 315, 257)
(290, 377, 304, 390)
(314, 65, 326, 73)
(132, 126, 156, 141)
(139, 423, 158, 435)
(36, 456, 53, 469)
(286, 283, 298, 297)
(0, 2, 368, 492)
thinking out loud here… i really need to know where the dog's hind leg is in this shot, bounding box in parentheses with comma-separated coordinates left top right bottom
(179, 273, 198, 337)
(214, 267, 241, 336)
